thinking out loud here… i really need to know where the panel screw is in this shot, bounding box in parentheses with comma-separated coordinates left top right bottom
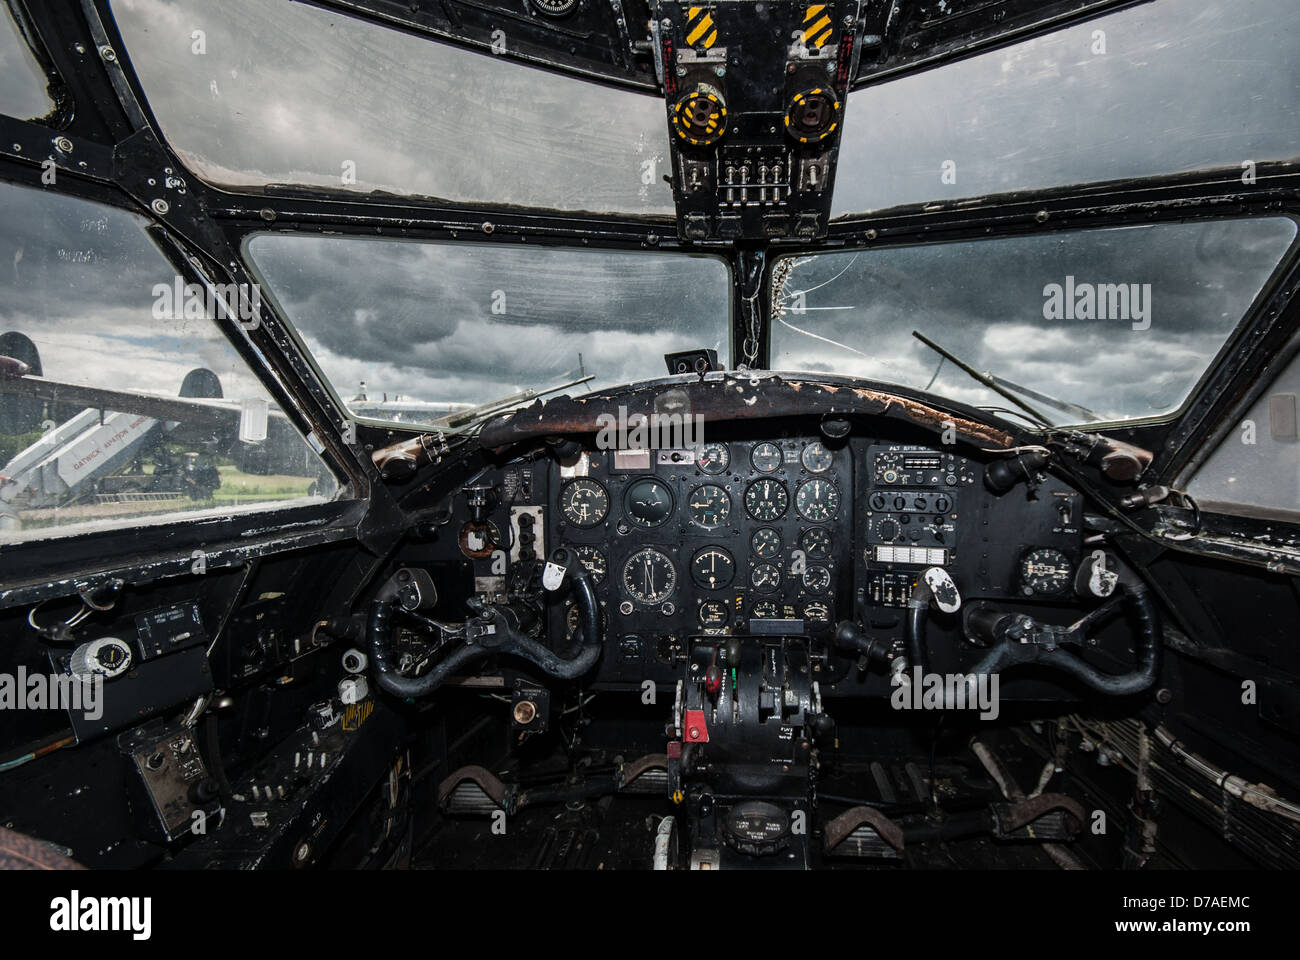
(99, 45, 116, 62)
(151, 198, 170, 215)
(53, 136, 73, 154)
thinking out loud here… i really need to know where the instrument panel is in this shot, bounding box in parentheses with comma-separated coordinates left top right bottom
(446, 428, 1088, 688)
(551, 436, 853, 681)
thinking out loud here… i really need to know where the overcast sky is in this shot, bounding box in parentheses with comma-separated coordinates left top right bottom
(247, 235, 730, 406)
(0, 182, 276, 403)
(771, 218, 1297, 422)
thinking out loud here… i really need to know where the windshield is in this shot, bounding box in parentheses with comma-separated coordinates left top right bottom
(245, 235, 731, 426)
(110, 0, 673, 215)
(834, 0, 1300, 215)
(769, 218, 1298, 426)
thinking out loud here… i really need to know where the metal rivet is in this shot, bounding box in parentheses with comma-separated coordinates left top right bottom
(53, 136, 73, 154)
(99, 45, 116, 62)
(151, 198, 170, 215)
(481, 221, 495, 235)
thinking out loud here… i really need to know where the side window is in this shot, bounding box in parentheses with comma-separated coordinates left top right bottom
(0, 182, 339, 544)
(1187, 349, 1300, 519)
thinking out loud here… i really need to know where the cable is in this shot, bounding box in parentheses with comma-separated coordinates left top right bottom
(0, 734, 74, 773)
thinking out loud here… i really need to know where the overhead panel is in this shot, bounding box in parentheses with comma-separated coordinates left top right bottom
(653, 1, 864, 243)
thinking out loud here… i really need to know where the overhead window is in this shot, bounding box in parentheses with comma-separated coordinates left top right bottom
(110, 0, 674, 215)
(834, 0, 1300, 215)
(245, 233, 730, 428)
(0, 182, 339, 544)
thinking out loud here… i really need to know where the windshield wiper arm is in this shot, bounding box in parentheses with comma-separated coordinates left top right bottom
(985, 373, 1105, 424)
(437, 369, 596, 430)
(911, 331, 1054, 429)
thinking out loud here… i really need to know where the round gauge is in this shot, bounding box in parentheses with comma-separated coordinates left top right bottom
(751, 527, 782, 559)
(749, 562, 781, 593)
(800, 527, 831, 560)
(624, 477, 675, 528)
(1019, 548, 1073, 597)
(570, 544, 607, 586)
(750, 441, 783, 473)
(751, 601, 781, 620)
(802, 564, 832, 593)
(559, 478, 609, 528)
(696, 442, 731, 475)
(622, 548, 677, 605)
(688, 484, 731, 528)
(745, 479, 789, 521)
(699, 600, 729, 628)
(530, 0, 577, 15)
(458, 520, 502, 559)
(796, 478, 840, 522)
(800, 441, 834, 473)
(691, 546, 736, 590)
(803, 601, 831, 624)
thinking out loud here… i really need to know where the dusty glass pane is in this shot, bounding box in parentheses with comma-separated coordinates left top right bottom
(834, 0, 1300, 215)
(0, 182, 339, 544)
(245, 234, 730, 421)
(0, 5, 54, 121)
(110, 0, 673, 214)
(769, 218, 1297, 426)
(1189, 351, 1300, 518)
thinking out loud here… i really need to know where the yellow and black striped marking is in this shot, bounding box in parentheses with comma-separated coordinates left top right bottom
(684, 6, 718, 49)
(802, 4, 834, 49)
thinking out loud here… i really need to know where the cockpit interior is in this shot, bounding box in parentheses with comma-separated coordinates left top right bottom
(0, 0, 1299, 889)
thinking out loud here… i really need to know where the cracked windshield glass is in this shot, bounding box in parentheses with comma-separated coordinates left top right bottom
(770, 218, 1297, 426)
